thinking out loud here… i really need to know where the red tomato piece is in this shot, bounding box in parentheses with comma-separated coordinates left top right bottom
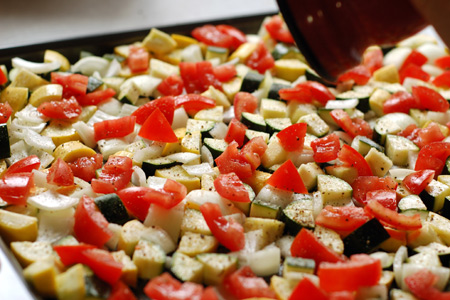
(68, 154, 103, 182)
(224, 266, 276, 299)
(215, 141, 253, 179)
(267, 159, 307, 193)
(239, 136, 268, 171)
(128, 46, 149, 73)
(108, 281, 137, 300)
(432, 71, 450, 88)
(51, 73, 89, 98)
(415, 142, 450, 176)
(192, 25, 234, 49)
(213, 64, 237, 82)
(157, 75, 184, 96)
(362, 47, 383, 74)
(403, 169, 435, 194)
(365, 189, 397, 210)
(224, 118, 247, 147)
(415, 122, 445, 148)
(398, 123, 420, 140)
(412, 85, 449, 112)
(214, 172, 250, 203)
(0, 68, 7, 85)
(291, 228, 345, 267)
(94, 156, 133, 192)
(37, 96, 82, 119)
(279, 84, 313, 103)
(53, 243, 97, 266)
(289, 277, 328, 300)
(246, 42, 275, 74)
(277, 122, 307, 152)
(311, 133, 341, 163)
(94, 115, 136, 141)
(401, 50, 428, 69)
(201, 287, 219, 300)
(5, 155, 40, 175)
(315, 206, 369, 232)
(144, 272, 203, 300)
(364, 199, 422, 230)
(82, 248, 123, 285)
(436, 55, 450, 69)
(117, 187, 153, 221)
(265, 15, 295, 44)
(179, 61, 221, 94)
(77, 88, 116, 106)
(174, 94, 216, 115)
(329, 291, 356, 300)
(318, 254, 382, 293)
(0, 102, 12, 123)
(131, 96, 175, 125)
(73, 195, 113, 247)
(138, 108, 178, 143)
(47, 158, 74, 186)
(162, 179, 187, 208)
(216, 25, 247, 50)
(200, 202, 245, 251)
(330, 109, 373, 139)
(144, 186, 180, 210)
(0, 173, 34, 206)
(399, 63, 430, 84)
(351, 176, 397, 206)
(383, 91, 421, 114)
(233, 92, 258, 120)
(301, 81, 335, 105)
(337, 65, 371, 85)
(404, 269, 450, 300)
(338, 144, 373, 176)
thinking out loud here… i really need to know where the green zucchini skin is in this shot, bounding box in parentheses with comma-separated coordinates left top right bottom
(94, 193, 129, 225)
(142, 158, 180, 177)
(240, 72, 264, 93)
(343, 218, 390, 256)
(0, 124, 10, 159)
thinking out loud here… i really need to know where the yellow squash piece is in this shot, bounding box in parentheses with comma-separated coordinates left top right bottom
(274, 59, 309, 82)
(0, 209, 38, 244)
(42, 120, 81, 147)
(177, 232, 219, 257)
(28, 84, 63, 107)
(244, 217, 285, 247)
(44, 50, 70, 72)
(142, 28, 177, 54)
(55, 264, 85, 300)
(10, 68, 48, 91)
(53, 141, 96, 162)
(171, 34, 199, 49)
(24, 257, 60, 298)
(10, 241, 54, 267)
(229, 42, 258, 63)
(0, 86, 29, 112)
(155, 165, 201, 192)
(161, 127, 186, 156)
(111, 250, 138, 288)
(373, 64, 400, 83)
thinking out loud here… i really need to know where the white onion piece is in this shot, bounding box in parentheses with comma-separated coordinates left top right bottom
(28, 190, 78, 211)
(182, 162, 215, 177)
(147, 176, 167, 190)
(12, 57, 60, 74)
(72, 121, 96, 149)
(172, 107, 189, 129)
(121, 75, 161, 97)
(37, 208, 75, 243)
(209, 122, 228, 139)
(32, 170, 52, 189)
(165, 152, 200, 164)
(131, 166, 147, 187)
(133, 143, 164, 164)
(98, 98, 122, 116)
(417, 43, 448, 64)
(222, 107, 235, 125)
(15, 104, 48, 125)
(383, 47, 412, 70)
(104, 58, 121, 78)
(71, 56, 110, 76)
(24, 129, 55, 153)
(201, 145, 214, 166)
(393, 246, 408, 288)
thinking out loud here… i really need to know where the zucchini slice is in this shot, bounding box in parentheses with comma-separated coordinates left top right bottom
(343, 218, 390, 256)
(94, 193, 129, 225)
(240, 112, 267, 132)
(282, 198, 315, 235)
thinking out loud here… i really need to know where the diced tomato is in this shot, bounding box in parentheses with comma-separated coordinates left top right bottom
(192, 25, 234, 49)
(351, 176, 397, 206)
(224, 118, 247, 147)
(53, 243, 96, 266)
(93, 156, 133, 193)
(77, 88, 116, 106)
(404, 169, 435, 195)
(215, 141, 253, 179)
(383, 91, 421, 114)
(73, 195, 113, 247)
(138, 108, 178, 143)
(337, 65, 371, 85)
(239, 136, 268, 170)
(224, 266, 276, 299)
(68, 154, 103, 182)
(412, 85, 449, 112)
(362, 47, 383, 74)
(145, 184, 183, 210)
(82, 248, 123, 285)
(233, 92, 258, 120)
(162, 179, 187, 208)
(215, 25, 247, 50)
(91, 179, 116, 194)
(291, 228, 345, 268)
(37, 96, 82, 119)
(301, 81, 336, 105)
(328, 291, 356, 300)
(279, 81, 335, 105)
(330, 109, 373, 139)
(94, 115, 136, 141)
(432, 71, 450, 88)
(132, 96, 175, 125)
(117, 187, 153, 221)
(417, 122, 445, 148)
(47, 158, 74, 186)
(51, 73, 88, 98)
(174, 94, 216, 115)
(179, 61, 221, 94)
(435, 55, 450, 69)
(277, 122, 307, 152)
(157, 75, 184, 96)
(5, 155, 40, 175)
(214, 172, 250, 203)
(0, 68, 7, 85)
(338, 144, 373, 176)
(108, 281, 137, 300)
(144, 272, 203, 300)
(404, 269, 450, 300)
(399, 63, 430, 84)
(267, 159, 307, 193)
(201, 287, 219, 300)
(311, 133, 341, 163)
(289, 277, 328, 300)
(398, 123, 420, 140)
(415, 142, 450, 176)
(265, 15, 295, 44)
(212, 64, 237, 82)
(128, 45, 149, 73)
(0, 173, 34, 206)
(364, 199, 422, 230)
(401, 50, 428, 69)
(246, 42, 275, 74)
(318, 254, 382, 292)
(200, 202, 245, 251)
(365, 189, 397, 210)
(0, 102, 12, 123)
(315, 206, 369, 232)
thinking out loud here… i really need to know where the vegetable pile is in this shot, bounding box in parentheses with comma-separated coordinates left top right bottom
(2, 14, 450, 300)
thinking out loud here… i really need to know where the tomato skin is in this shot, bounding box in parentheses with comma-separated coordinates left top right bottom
(265, 15, 295, 44)
(362, 47, 383, 74)
(157, 75, 184, 96)
(224, 266, 276, 299)
(200, 202, 245, 251)
(302, 81, 335, 105)
(53, 243, 96, 266)
(277, 122, 307, 152)
(179, 61, 221, 94)
(365, 189, 397, 210)
(215, 25, 247, 50)
(318, 254, 382, 293)
(234, 92, 258, 120)
(404, 269, 450, 300)
(47, 158, 74, 186)
(37, 97, 82, 119)
(127, 45, 149, 73)
(415, 142, 450, 176)
(338, 144, 373, 176)
(174, 94, 216, 115)
(432, 71, 450, 88)
(93, 156, 133, 192)
(311, 133, 341, 163)
(364, 199, 422, 230)
(399, 63, 430, 83)
(201, 287, 219, 300)
(74, 195, 113, 248)
(330, 109, 373, 139)
(436, 55, 450, 69)
(138, 108, 178, 143)
(289, 277, 328, 300)
(351, 176, 397, 206)
(5, 155, 40, 175)
(402, 50, 428, 69)
(144, 272, 203, 300)
(246, 42, 275, 74)
(0, 173, 34, 206)
(215, 141, 253, 179)
(108, 281, 137, 300)
(404, 169, 435, 195)
(279, 81, 334, 105)
(0, 68, 7, 85)
(239, 136, 267, 171)
(416, 122, 445, 148)
(77, 88, 116, 106)
(337, 65, 371, 85)
(315, 206, 369, 232)
(267, 159, 307, 193)
(212, 64, 237, 82)
(383, 91, 421, 114)
(214, 172, 250, 203)
(82, 248, 123, 285)
(117, 187, 152, 221)
(51, 73, 88, 98)
(412, 85, 449, 112)
(94, 115, 136, 141)
(132, 96, 175, 125)
(68, 153, 103, 182)
(224, 118, 247, 147)
(192, 25, 234, 49)
(0, 102, 12, 123)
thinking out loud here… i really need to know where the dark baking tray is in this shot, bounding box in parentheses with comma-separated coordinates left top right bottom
(0, 11, 276, 300)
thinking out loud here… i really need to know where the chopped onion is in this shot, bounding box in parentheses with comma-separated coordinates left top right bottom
(172, 107, 189, 129)
(24, 129, 55, 153)
(201, 145, 214, 166)
(72, 121, 96, 149)
(71, 56, 110, 76)
(12, 57, 60, 74)
(28, 190, 78, 211)
(182, 162, 215, 177)
(131, 166, 147, 187)
(104, 58, 121, 78)
(37, 208, 75, 243)
(209, 122, 228, 139)
(133, 143, 164, 164)
(165, 152, 200, 164)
